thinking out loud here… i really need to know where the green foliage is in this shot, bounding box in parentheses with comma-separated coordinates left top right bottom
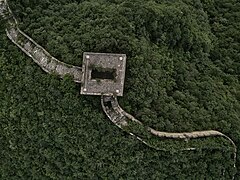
(1, 0, 239, 179)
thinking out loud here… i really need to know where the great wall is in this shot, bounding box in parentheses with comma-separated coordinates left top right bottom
(0, 0, 237, 178)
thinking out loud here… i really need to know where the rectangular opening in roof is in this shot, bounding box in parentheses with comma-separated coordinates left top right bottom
(91, 67, 116, 80)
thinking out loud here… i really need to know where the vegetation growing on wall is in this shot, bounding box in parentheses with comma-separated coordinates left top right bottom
(1, 0, 239, 178)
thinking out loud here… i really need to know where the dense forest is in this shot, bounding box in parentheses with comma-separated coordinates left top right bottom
(0, 0, 239, 179)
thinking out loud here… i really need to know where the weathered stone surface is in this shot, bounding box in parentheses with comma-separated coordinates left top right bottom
(101, 94, 236, 169)
(0, 0, 7, 18)
(4, 2, 83, 83)
(81, 52, 126, 96)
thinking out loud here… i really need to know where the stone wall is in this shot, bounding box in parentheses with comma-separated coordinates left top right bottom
(1, 0, 83, 83)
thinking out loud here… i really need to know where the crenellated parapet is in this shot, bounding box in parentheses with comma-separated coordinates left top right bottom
(101, 95, 236, 170)
(0, 0, 9, 20)
(1, 0, 83, 82)
(6, 27, 83, 82)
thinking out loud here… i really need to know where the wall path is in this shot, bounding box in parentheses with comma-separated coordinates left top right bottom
(1, 0, 82, 83)
(0, 0, 237, 178)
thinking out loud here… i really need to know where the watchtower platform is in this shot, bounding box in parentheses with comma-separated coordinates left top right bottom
(80, 52, 126, 96)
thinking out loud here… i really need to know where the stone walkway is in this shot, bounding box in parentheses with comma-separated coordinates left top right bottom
(101, 95, 236, 161)
(1, 0, 82, 83)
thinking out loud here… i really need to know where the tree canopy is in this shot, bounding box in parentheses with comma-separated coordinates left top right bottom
(1, 0, 240, 179)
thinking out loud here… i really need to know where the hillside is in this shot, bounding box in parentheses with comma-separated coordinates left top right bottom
(0, 0, 239, 179)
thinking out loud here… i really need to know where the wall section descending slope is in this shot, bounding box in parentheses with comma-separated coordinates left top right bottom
(101, 95, 237, 178)
(0, 0, 82, 83)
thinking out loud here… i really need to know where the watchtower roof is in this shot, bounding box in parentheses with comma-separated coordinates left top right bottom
(80, 52, 126, 96)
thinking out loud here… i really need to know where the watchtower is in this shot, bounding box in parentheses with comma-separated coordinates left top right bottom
(80, 52, 126, 96)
